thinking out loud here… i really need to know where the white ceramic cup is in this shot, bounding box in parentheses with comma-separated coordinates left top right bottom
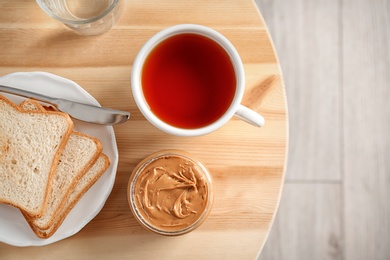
(131, 24, 265, 136)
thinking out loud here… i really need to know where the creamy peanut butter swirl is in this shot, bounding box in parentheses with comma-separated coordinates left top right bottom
(133, 155, 209, 232)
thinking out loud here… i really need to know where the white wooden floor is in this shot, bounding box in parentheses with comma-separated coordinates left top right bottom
(255, 0, 390, 259)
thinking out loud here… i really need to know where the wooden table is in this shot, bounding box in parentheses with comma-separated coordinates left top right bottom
(0, 0, 287, 258)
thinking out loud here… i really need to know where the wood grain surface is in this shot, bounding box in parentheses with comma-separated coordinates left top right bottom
(257, 0, 390, 259)
(0, 1, 287, 259)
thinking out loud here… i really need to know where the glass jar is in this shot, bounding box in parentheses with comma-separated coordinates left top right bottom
(127, 150, 213, 236)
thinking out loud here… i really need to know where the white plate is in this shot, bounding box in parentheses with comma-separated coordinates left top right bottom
(0, 72, 119, 246)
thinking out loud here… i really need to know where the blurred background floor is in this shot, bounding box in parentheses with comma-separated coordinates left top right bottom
(255, 0, 390, 259)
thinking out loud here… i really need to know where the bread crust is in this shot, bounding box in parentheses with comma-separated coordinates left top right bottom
(27, 154, 110, 238)
(19, 100, 104, 229)
(0, 95, 74, 218)
(1, 97, 111, 238)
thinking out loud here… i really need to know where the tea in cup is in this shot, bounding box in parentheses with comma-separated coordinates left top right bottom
(131, 24, 265, 136)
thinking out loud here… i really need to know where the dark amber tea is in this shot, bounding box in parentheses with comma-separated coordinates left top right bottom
(141, 33, 236, 129)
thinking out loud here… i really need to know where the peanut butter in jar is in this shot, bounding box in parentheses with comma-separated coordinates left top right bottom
(127, 150, 213, 236)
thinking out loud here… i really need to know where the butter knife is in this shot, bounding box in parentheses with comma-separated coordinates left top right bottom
(0, 85, 130, 125)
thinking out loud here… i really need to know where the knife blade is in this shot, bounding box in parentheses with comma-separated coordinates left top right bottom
(0, 85, 130, 125)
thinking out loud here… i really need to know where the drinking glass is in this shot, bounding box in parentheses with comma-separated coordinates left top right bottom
(36, 0, 123, 36)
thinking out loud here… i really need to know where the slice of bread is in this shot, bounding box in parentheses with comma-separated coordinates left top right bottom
(28, 154, 110, 238)
(0, 95, 73, 217)
(19, 99, 103, 230)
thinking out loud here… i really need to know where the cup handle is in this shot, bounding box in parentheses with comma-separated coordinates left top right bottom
(234, 105, 265, 127)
